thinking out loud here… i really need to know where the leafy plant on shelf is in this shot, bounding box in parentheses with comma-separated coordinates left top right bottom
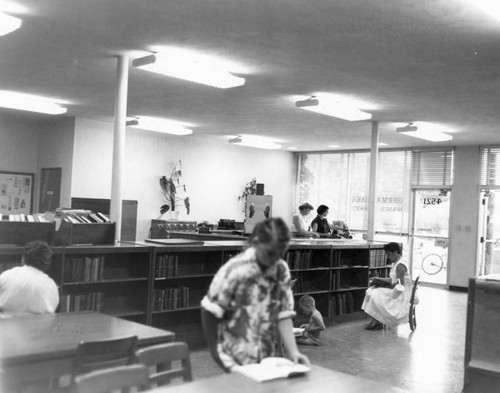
(238, 177, 257, 215)
(159, 160, 190, 215)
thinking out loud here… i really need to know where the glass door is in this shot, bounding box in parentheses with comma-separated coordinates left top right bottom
(478, 190, 500, 276)
(409, 189, 451, 285)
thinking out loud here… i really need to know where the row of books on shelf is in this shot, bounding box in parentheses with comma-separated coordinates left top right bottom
(155, 255, 216, 278)
(60, 292, 104, 312)
(328, 292, 355, 316)
(333, 251, 364, 267)
(64, 256, 105, 282)
(2, 213, 49, 222)
(369, 249, 389, 267)
(369, 269, 390, 278)
(286, 250, 314, 269)
(63, 212, 111, 224)
(153, 287, 202, 311)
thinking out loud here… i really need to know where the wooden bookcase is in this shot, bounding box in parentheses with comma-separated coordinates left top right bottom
(287, 242, 385, 325)
(0, 221, 55, 246)
(463, 277, 500, 393)
(54, 243, 151, 324)
(0, 240, 385, 347)
(55, 221, 116, 246)
(145, 242, 226, 347)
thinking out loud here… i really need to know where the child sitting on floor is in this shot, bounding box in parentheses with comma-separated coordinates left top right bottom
(296, 295, 325, 346)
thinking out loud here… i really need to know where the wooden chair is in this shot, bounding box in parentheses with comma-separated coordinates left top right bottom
(200, 308, 229, 373)
(135, 341, 193, 386)
(74, 364, 150, 393)
(71, 335, 139, 383)
(409, 276, 421, 332)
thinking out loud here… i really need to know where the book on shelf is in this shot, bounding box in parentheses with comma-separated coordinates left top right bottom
(233, 357, 310, 383)
(96, 212, 111, 222)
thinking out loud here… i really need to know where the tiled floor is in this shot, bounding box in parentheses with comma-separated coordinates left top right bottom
(189, 285, 467, 393)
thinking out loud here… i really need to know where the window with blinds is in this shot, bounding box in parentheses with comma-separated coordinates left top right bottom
(296, 148, 454, 233)
(411, 149, 453, 186)
(480, 146, 500, 187)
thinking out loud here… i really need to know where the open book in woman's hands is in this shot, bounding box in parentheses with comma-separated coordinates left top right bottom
(233, 357, 311, 383)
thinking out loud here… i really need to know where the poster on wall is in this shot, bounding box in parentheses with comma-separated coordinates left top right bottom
(0, 171, 34, 215)
(244, 195, 273, 234)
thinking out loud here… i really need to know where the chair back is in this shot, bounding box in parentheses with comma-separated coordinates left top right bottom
(200, 308, 229, 372)
(409, 275, 421, 331)
(74, 364, 150, 393)
(135, 341, 192, 386)
(72, 335, 138, 382)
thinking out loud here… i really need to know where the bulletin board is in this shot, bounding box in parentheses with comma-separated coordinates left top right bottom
(0, 171, 35, 215)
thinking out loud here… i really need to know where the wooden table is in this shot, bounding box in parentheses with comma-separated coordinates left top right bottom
(148, 365, 406, 393)
(0, 312, 174, 387)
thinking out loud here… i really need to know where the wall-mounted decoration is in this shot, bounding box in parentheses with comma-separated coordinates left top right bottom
(244, 194, 272, 233)
(159, 160, 190, 219)
(0, 171, 34, 215)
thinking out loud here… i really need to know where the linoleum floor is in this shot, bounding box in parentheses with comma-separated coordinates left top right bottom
(189, 286, 467, 393)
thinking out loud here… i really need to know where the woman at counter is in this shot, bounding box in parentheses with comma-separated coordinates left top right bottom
(291, 203, 319, 238)
(311, 205, 331, 237)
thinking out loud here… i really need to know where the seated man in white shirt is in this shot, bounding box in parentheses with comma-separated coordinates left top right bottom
(0, 240, 59, 314)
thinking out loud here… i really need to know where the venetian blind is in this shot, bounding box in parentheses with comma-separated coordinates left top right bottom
(480, 146, 500, 187)
(410, 149, 454, 186)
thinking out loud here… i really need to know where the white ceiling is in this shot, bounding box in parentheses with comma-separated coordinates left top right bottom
(1, 0, 500, 151)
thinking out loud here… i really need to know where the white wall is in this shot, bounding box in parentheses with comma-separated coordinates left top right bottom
(0, 114, 40, 173)
(448, 146, 481, 287)
(72, 117, 296, 240)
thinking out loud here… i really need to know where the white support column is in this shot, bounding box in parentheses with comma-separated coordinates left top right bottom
(367, 121, 379, 241)
(110, 54, 129, 242)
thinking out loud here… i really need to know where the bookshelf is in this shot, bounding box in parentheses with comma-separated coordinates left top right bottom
(148, 242, 225, 346)
(0, 240, 385, 347)
(55, 243, 151, 324)
(463, 276, 500, 393)
(0, 221, 55, 246)
(368, 247, 392, 279)
(285, 242, 385, 324)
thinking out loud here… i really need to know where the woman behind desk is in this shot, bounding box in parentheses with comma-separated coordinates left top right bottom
(0, 240, 59, 315)
(291, 203, 319, 238)
(311, 205, 331, 237)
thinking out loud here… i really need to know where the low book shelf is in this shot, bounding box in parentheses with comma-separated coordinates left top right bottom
(55, 221, 116, 246)
(0, 221, 55, 245)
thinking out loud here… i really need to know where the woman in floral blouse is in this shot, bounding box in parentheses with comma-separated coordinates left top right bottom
(201, 217, 310, 369)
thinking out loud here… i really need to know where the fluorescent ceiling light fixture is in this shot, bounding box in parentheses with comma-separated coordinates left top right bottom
(0, 90, 67, 114)
(0, 12, 21, 36)
(468, 0, 500, 22)
(132, 50, 245, 89)
(229, 135, 281, 150)
(295, 96, 372, 121)
(126, 116, 193, 135)
(396, 123, 453, 142)
(328, 144, 340, 148)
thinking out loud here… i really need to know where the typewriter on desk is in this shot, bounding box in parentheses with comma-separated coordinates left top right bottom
(150, 219, 197, 238)
(216, 219, 245, 235)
